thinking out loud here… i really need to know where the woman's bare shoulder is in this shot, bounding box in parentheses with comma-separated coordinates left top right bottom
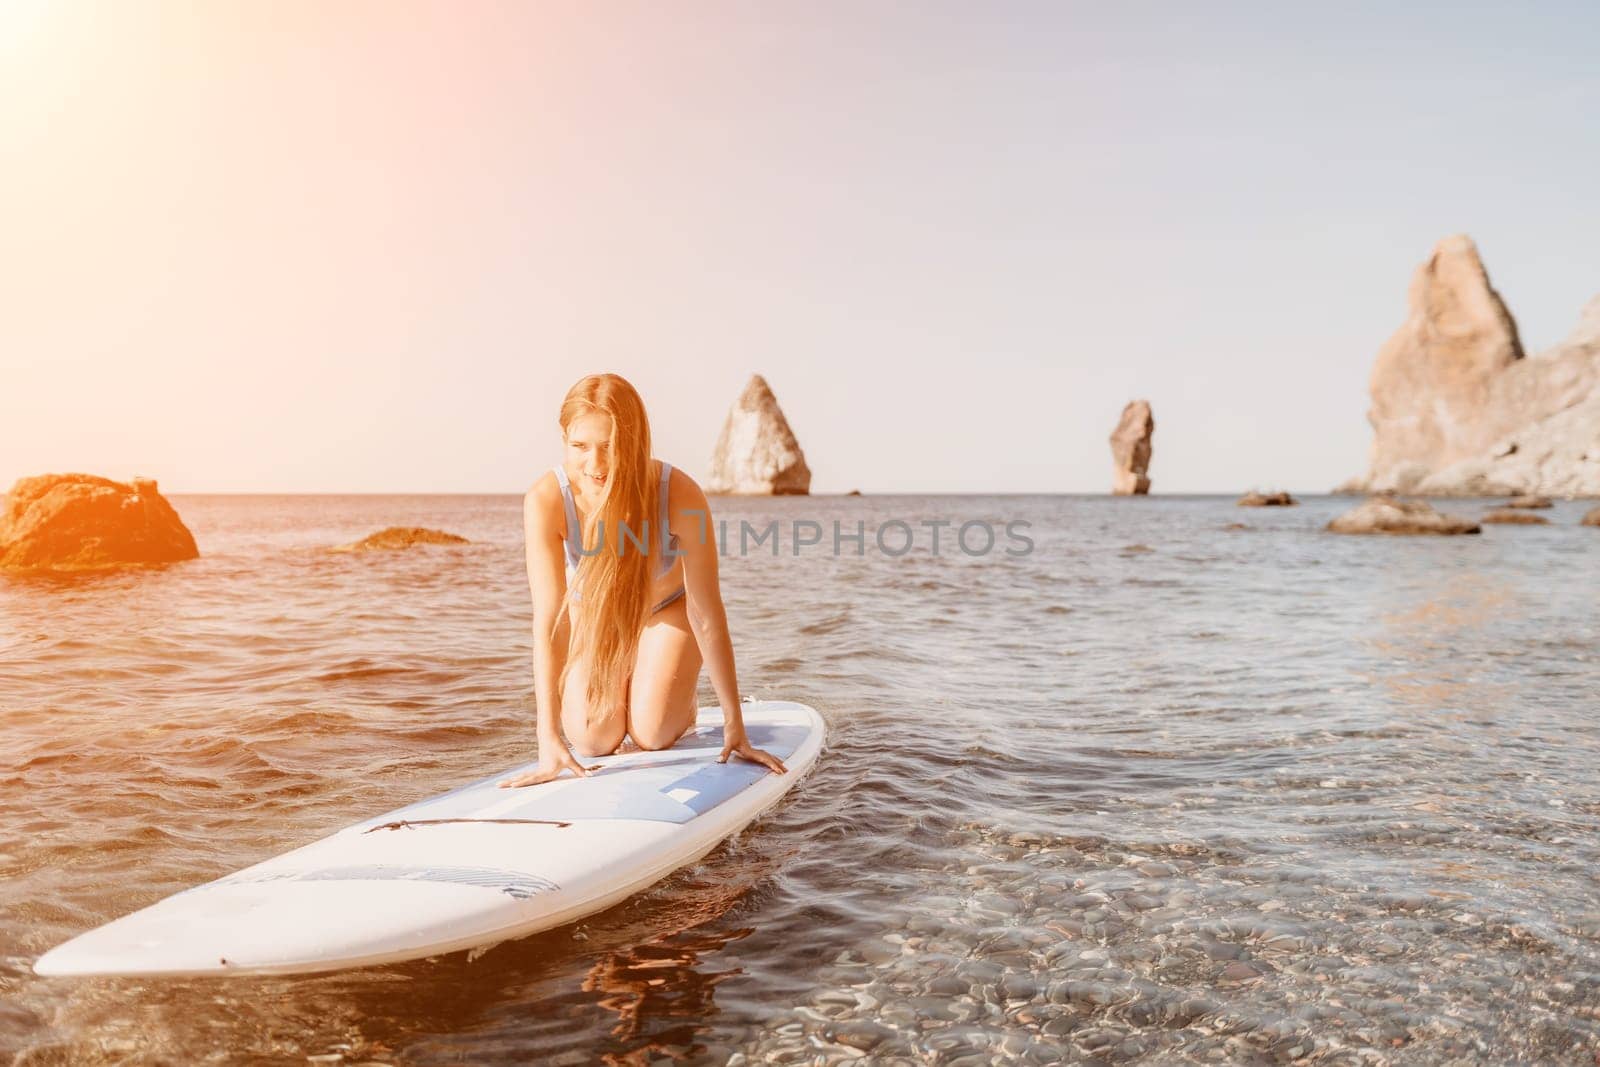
(665, 467, 710, 524)
(666, 464, 710, 511)
(523, 470, 562, 522)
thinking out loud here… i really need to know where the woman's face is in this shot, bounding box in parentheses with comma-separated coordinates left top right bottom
(564, 413, 612, 493)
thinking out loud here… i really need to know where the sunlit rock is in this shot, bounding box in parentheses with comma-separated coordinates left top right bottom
(1327, 497, 1480, 535)
(1342, 236, 1600, 497)
(1110, 400, 1154, 496)
(335, 527, 469, 551)
(706, 375, 811, 495)
(1238, 491, 1297, 507)
(1481, 509, 1549, 525)
(0, 473, 198, 573)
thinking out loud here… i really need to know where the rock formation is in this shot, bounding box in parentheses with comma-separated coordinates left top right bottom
(706, 375, 811, 495)
(1238, 491, 1297, 507)
(1327, 497, 1480, 535)
(1109, 400, 1154, 495)
(1582, 507, 1600, 527)
(1481, 509, 1549, 525)
(334, 527, 470, 551)
(1504, 495, 1553, 509)
(0, 473, 199, 572)
(1340, 236, 1600, 497)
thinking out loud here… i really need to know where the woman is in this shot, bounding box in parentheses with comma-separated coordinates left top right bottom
(498, 374, 786, 788)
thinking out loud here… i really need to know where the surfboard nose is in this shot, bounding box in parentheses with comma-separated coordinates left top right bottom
(34, 878, 529, 978)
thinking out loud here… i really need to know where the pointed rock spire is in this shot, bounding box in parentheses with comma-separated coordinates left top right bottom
(1341, 234, 1600, 497)
(707, 375, 811, 495)
(1110, 400, 1154, 495)
(1357, 234, 1525, 492)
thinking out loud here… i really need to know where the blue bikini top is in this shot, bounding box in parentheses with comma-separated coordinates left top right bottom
(553, 461, 681, 591)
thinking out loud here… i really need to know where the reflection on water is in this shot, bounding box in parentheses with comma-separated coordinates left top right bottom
(3, 493, 1599, 1063)
(1369, 571, 1522, 715)
(585, 928, 751, 1064)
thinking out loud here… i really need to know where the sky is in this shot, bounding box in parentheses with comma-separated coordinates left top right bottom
(4, 1, 1599, 494)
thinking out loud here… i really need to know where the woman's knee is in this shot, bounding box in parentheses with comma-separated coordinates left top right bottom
(568, 734, 618, 758)
(627, 691, 695, 751)
(561, 691, 624, 757)
(559, 659, 622, 756)
(628, 721, 683, 752)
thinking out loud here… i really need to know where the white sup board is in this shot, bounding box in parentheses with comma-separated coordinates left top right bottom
(34, 701, 824, 978)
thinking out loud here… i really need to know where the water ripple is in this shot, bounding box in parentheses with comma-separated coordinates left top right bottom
(2, 494, 1599, 1062)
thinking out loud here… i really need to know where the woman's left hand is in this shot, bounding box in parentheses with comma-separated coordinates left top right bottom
(719, 726, 788, 774)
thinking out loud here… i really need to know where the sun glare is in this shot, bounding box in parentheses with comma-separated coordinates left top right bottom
(0, 0, 56, 62)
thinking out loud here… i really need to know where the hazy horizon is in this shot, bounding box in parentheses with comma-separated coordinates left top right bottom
(5, 2, 1599, 495)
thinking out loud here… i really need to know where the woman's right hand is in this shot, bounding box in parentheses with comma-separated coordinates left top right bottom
(497, 745, 600, 788)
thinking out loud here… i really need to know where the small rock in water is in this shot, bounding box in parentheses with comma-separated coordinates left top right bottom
(1481, 508, 1549, 525)
(813, 988, 859, 1009)
(1237, 490, 1297, 507)
(1218, 960, 1274, 985)
(334, 526, 470, 551)
(1327, 497, 1480, 535)
(828, 1021, 893, 1052)
(858, 939, 900, 964)
(999, 973, 1038, 1001)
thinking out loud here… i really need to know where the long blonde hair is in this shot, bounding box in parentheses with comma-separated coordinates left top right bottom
(558, 374, 656, 724)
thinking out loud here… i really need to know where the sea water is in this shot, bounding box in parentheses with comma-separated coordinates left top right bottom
(3, 493, 1598, 1063)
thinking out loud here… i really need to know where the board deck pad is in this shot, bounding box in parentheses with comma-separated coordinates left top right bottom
(33, 701, 824, 978)
(349, 718, 813, 829)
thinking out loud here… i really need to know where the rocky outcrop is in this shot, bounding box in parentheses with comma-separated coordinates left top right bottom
(335, 527, 469, 551)
(1481, 509, 1549, 525)
(1238, 491, 1297, 507)
(1583, 507, 1600, 527)
(1110, 400, 1154, 495)
(1327, 497, 1480, 535)
(1340, 237, 1600, 497)
(706, 375, 811, 495)
(0, 473, 199, 572)
(1504, 495, 1553, 509)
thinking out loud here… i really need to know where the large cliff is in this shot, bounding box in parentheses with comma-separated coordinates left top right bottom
(1340, 236, 1600, 497)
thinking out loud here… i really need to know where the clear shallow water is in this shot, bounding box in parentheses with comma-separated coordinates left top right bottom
(2, 493, 1599, 1065)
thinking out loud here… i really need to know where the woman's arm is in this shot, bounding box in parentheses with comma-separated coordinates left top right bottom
(676, 475, 787, 774)
(498, 479, 598, 788)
